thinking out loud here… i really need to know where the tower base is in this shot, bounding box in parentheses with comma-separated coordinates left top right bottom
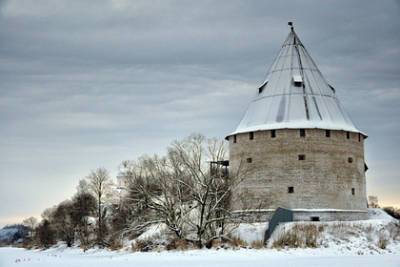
(230, 209, 368, 223)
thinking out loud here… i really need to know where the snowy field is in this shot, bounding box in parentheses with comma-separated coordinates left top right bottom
(0, 246, 400, 267)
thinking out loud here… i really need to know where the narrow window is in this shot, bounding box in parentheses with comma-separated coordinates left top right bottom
(271, 130, 276, 138)
(300, 129, 306, 138)
(325, 130, 331, 138)
(246, 157, 252, 163)
(293, 75, 303, 87)
(298, 154, 306, 161)
(351, 188, 355, 195)
(348, 157, 353, 163)
(311, 216, 320, 222)
(358, 133, 361, 142)
(233, 135, 237, 143)
(346, 132, 350, 139)
(288, 186, 294, 193)
(249, 132, 254, 140)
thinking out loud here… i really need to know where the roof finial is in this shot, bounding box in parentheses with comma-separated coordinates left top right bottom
(288, 21, 294, 31)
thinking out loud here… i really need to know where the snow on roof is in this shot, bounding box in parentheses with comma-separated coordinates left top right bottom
(227, 23, 365, 138)
(293, 74, 303, 83)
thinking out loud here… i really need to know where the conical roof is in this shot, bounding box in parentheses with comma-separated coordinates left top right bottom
(228, 23, 364, 137)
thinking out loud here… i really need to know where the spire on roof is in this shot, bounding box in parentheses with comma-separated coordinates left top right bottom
(288, 21, 294, 31)
(228, 24, 364, 137)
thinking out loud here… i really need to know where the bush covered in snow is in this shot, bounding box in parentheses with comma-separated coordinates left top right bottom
(266, 215, 400, 254)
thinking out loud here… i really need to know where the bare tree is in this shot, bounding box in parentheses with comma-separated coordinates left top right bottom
(368, 195, 379, 208)
(22, 217, 38, 238)
(51, 200, 75, 247)
(86, 167, 112, 246)
(35, 219, 56, 248)
(122, 155, 188, 239)
(121, 134, 246, 247)
(71, 180, 97, 248)
(170, 134, 245, 247)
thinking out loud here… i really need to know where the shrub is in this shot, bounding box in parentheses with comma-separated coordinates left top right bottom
(250, 240, 264, 249)
(271, 224, 321, 249)
(108, 236, 123, 251)
(272, 230, 301, 248)
(132, 239, 154, 252)
(304, 225, 319, 248)
(377, 231, 389, 249)
(388, 222, 400, 241)
(228, 237, 247, 248)
(166, 239, 190, 250)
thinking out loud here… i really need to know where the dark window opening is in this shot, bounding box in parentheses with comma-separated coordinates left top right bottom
(346, 132, 350, 139)
(311, 216, 320, 222)
(358, 133, 361, 142)
(348, 157, 353, 163)
(288, 186, 294, 193)
(300, 129, 306, 138)
(326, 130, 331, 137)
(258, 81, 268, 94)
(246, 157, 252, 163)
(293, 75, 303, 88)
(271, 130, 276, 138)
(294, 82, 303, 87)
(298, 154, 306, 161)
(249, 132, 254, 140)
(294, 81, 303, 87)
(233, 135, 237, 143)
(351, 188, 355, 195)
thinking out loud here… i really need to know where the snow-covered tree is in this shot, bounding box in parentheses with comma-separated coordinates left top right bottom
(121, 134, 246, 247)
(86, 167, 113, 246)
(22, 217, 38, 238)
(170, 134, 245, 247)
(122, 155, 188, 239)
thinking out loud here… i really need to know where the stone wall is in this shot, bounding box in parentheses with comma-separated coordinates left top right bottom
(228, 129, 368, 221)
(229, 209, 368, 223)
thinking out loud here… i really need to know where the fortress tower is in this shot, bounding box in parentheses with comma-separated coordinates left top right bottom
(227, 23, 368, 222)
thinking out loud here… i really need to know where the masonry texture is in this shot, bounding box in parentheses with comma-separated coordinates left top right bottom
(228, 129, 368, 222)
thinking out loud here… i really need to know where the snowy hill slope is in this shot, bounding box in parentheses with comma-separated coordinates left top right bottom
(227, 208, 400, 255)
(0, 228, 19, 242)
(265, 208, 399, 253)
(0, 245, 400, 267)
(0, 225, 28, 243)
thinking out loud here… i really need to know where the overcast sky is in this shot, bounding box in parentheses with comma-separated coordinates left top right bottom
(0, 0, 399, 227)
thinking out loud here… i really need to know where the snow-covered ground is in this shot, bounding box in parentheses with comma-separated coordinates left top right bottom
(0, 246, 399, 267)
(0, 209, 398, 266)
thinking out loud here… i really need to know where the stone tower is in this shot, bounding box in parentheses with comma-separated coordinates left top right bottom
(227, 23, 368, 222)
